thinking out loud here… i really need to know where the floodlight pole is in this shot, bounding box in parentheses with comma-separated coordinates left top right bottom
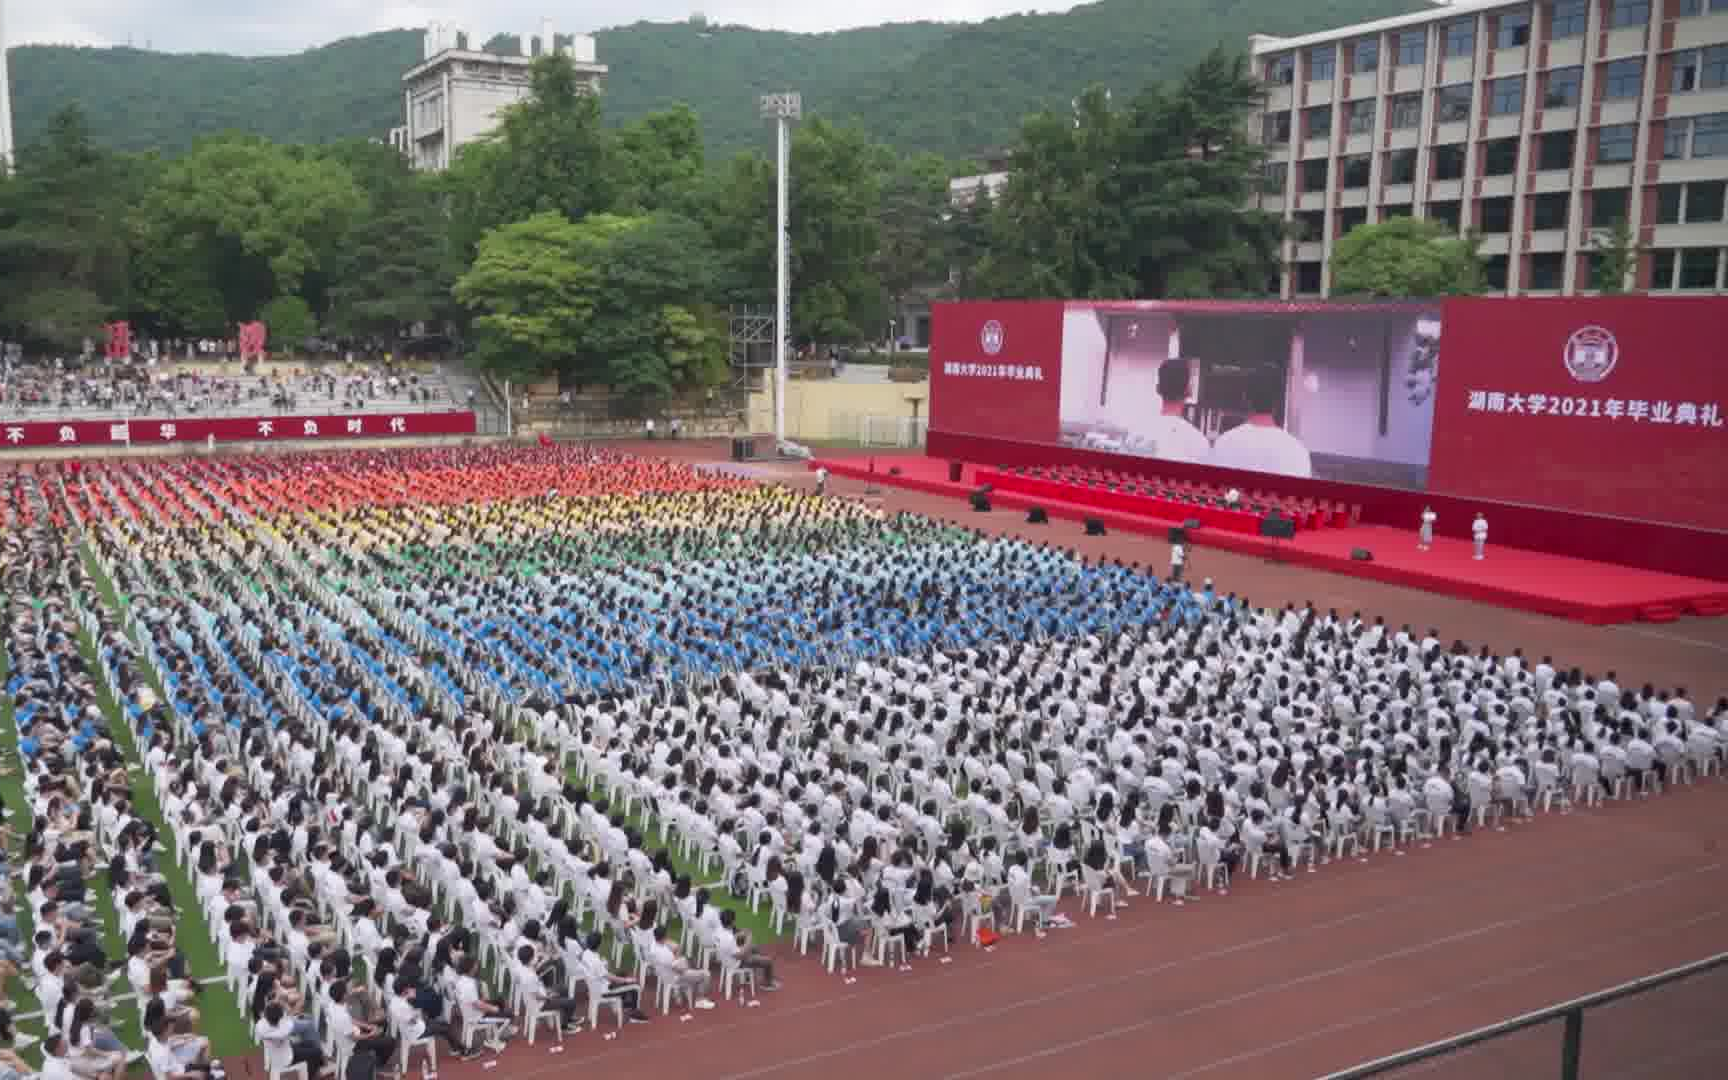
(759, 92, 800, 446)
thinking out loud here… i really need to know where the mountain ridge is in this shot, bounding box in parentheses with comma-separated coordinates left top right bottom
(7, 1, 1426, 160)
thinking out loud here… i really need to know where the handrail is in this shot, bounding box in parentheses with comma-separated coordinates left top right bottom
(1319, 951, 1728, 1079)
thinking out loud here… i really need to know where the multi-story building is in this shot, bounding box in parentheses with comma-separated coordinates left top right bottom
(400, 21, 607, 172)
(1249, 0, 1728, 296)
(0, 0, 15, 174)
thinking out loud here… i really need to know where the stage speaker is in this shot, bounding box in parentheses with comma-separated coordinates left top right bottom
(1183, 518, 1201, 531)
(948, 461, 963, 483)
(888, 466, 902, 476)
(1167, 526, 1188, 545)
(1259, 515, 1296, 540)
(1084, 517, 1107, 536)
(1027, 507, 1048, 524)
(970, 490, 992, 513)
(1351, 547, 1374, 562)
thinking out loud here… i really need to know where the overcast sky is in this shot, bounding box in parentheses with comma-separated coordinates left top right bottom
(9, 2, 1082, 54)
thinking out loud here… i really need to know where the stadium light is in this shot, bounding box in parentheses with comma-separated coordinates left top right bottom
(759, 92, 801, 446)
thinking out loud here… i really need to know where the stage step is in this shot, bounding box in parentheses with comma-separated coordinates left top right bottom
(1638, 604, 1680, 623)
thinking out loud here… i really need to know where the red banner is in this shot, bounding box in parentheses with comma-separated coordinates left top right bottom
(1429, 297, 1728, 532)
(0, 411, 477, 450)
(927, 301, 1065, 444)
(106, 322, 132, 360)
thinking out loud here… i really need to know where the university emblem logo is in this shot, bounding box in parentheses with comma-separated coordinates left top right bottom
(980, 320, 1006, 356)
(1563, 326, 1617, 383)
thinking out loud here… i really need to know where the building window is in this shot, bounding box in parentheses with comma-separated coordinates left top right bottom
(1444, 19, 1476, 59)
(1436, 84, 1472, 123)
(1294, 210, 1326, 240)
(1389, 93, 1422, 129)
(1591, 187, 1630, 228)
(1384, 148, 1419, 184)
(1547, 0, 1587, 39)
(1538, 130, 1576, 170)
(1346, 99, 1377, 134)
(1397, 30, 1426, 67)
(1687, 180, 1727, 223)
(1338, 207, 1369, 235)
(1489, 76, 1526, 115)
(1340, 154, 1372, 187)
(1672, 46, 1728, 93)
(1380, 203, 1414, 221)
(1497, 9, 1532, 49)
(1267, 54, 1295, 85)
(1433, 143, 1467, 180)
(1667, 113, 1728, 159)
(1655, 183, 1684, 224)
(1678, 0, 1728, 14)
(1484, 254, 1511, 290)
(1528, 252, 1565, 290)
(1608, 0, 1649, 28)
(1263, 112, 1292, 144)
(1530, 192, 1570, 230)
(1678, 248, 1722, 289)
(1295, 262, 1325, 293)
(1544, 67, 1583, 108)
(1263, 161, 1289, 193)
(1597, 123, 1638, 163)
(1354, 38, 1381, 74)
(1601, 58, 1644, 100)
(1300, 158, 1330, 191)
(1482, 137, 1520, 175)
(1429, 200, 1463, 231)
(1309, 46, 1336, 81)
(1650, 249, 1678, 289)
(1479, 196, 1515, 233)
(1305, 105, 1333, 140)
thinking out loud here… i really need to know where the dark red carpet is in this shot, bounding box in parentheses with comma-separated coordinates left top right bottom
(811, 455, 1728, 626)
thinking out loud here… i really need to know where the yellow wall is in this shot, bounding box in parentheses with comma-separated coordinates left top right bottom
(747, 377, 931, 440)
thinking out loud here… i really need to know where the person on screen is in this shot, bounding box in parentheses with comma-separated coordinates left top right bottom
(1472, 513, 1488, 561)
(1144, 359, 1211, 465)
(1209, 383, 1312, 479)
(1419, 506, 1436, 551)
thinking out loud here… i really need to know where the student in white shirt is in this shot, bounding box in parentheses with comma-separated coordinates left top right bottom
(1169, 542, 1187, 582)
(1472, 513, 1488, 560)
(1210, 384, 1311, 478)
(142, 1017, 212, 1080)
(643, 925, 715, 1009)
(1418, 507, 1436, 551)
(1141, 359, 1212, 465)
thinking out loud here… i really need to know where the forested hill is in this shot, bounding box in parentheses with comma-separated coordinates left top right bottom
(9, 0, 1423, 160)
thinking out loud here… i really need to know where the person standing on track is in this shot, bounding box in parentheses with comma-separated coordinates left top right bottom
(815, 466, 829, 496)
(1472, 513, 1488, 560)
(1419, 506, 1436, 551)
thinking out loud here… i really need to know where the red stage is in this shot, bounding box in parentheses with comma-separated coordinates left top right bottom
(813, 454, 1728, 626)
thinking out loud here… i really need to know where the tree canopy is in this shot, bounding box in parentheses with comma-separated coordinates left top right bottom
(1330, 216, 1487, 298)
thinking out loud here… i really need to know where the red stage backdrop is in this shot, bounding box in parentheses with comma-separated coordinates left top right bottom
(1428, 297, 1728, 533)
(927, 301, 1065, 444)
(0, 411, 477, 449)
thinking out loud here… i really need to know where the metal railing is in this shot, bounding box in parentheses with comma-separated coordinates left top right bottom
(1321, 952, 1728, 1079)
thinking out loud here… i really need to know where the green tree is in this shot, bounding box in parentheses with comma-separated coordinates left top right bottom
(874, 152, 956, 315)
(442, 54, 617, 255)
(1587, 217, 1643, 294)
(320, 140, 458, 346)
(1330, 216, 1486, 296)
(455, 211, 725, 395)
(0, 106, 144, 349)
(612, 104, 706, 214)
(133, 135, 364, 327)
(260, 295, 317, 356)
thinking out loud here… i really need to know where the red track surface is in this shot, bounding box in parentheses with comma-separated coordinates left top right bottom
(239, 440, 1728, 1080)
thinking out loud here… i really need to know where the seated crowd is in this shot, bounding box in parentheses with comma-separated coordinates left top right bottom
(0, 364, 460, 422)
(2, 444, 1725, 1080)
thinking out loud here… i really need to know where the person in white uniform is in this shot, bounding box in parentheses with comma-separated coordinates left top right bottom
(1209, 383, 1311, 478)
(815, 466, 829, 496)
(1170, 541, 1187, 582)
(1142, 358, 1211, 465)
(1472, 513, 1488, 560)
(1419, 506, 1436, 551)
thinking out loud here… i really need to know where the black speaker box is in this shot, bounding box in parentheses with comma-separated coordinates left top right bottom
(1259, 515, 1296, 540)
(1027, 507, 1049, 524)
(948, 461, 963, 483)
(1084, 517, 1107, 536)
(970, 493, 992, 513)
(1351, 547, 1374, 561)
